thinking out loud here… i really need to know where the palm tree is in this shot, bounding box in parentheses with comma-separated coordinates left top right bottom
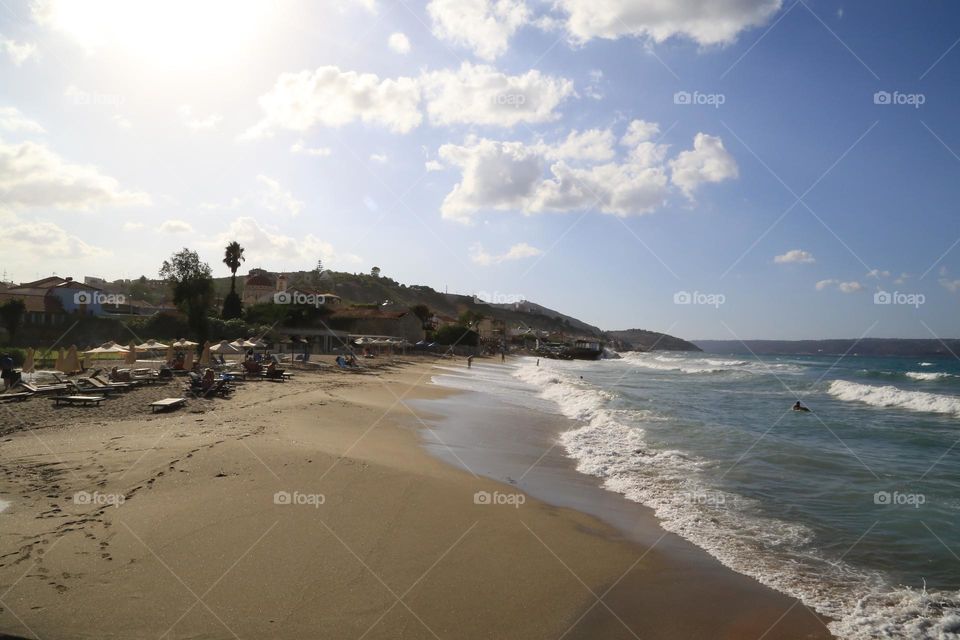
(221, 241, 245, 320)
(223, 241, 245, 294)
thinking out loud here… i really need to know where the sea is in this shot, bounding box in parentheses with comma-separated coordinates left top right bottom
(433, 352, 960, 640)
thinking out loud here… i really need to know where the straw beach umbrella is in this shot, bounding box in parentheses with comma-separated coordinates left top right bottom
(199, 341, 211, 367)
(210, 340, 241, 354)
(54, 348, 65, 372)
(171, 338, 198, 349)
(64, 345, 81, 373)
(165, 345, 174, 363)
(22, 348, 35, 374)
(183, 349, 194, 370)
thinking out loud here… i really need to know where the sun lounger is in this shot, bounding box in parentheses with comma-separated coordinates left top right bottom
(89, 375, 133, 391)
(51, 395, 105, 407)
(149, 397, 187, 413)
(15, 381, 71, 394)
(0, 392, 33, 403)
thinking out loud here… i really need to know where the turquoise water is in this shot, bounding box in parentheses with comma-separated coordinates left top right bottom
(504, 353, 960, 639)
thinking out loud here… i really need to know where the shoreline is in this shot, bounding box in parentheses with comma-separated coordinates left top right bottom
(0, 358, 830, 639)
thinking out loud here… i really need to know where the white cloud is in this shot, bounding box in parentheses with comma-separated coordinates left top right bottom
(939, 278, 960, 293)
(113, 114, 132, 129)
(425, 160, 445, 172)
(1, 36, 37, 65)
(158, 219, 193, 234)
(242, 66, 422, 138)
(620, 119, 659, 147)
(177, 105, 222, 131)
(370, 153, 388, 163)
(669, 133, 739, 197)
(774, 249, 815, 264)
(558, 0, 782, 46)
(893, 272, 909, 285)
(470, 241, 543, 265)
(427, 0, 529, 60)
(388, 32, 411, 54)
(0, 137, 150, 210)
(0, 217, 109, 259)
(816, 278, 863, 293)
(290, 140, 332, 157)
(122, 221, 144, 231)
(422, 63, 574, 127)
(205, 216, 361, 268)
(0, 106, 46, 134)
(865, 268, 890, 278)
(438, 121, 735, 222)
(244, 63, 574, 137)
(255, 175, 304, 216)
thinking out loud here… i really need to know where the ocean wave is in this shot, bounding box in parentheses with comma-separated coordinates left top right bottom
(515, 361, 960, 639)
(829, 380, 960, 416)
(905, 371, 956, 381)
(622, 352, 805, 376)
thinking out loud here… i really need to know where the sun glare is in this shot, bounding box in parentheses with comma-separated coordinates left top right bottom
(33, 0, 272, 67)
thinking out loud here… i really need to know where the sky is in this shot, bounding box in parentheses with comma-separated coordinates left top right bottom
(1, 0, 959, 341)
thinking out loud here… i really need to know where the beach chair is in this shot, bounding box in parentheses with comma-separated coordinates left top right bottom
(15, 381, 71, 395)
(149, 397, 187, 413)
(89, 375, 134, 391)
(51, 395, 105, 407)
(0, 392, 33, 403)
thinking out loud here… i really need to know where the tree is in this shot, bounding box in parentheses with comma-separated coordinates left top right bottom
(221, 241, 245, 320)
(160, 249, 215, 344)
(0, 299, 26, 344)
(370, 266, 381, 278)
(434, 325, 478, 347)
(411, 304, 432, 327)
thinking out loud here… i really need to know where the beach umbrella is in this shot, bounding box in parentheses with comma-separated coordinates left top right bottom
(171, 338, 198, 348)
(229, 339, 248, 350)
(64, 345, 81, 373)
(183, 349, 194, 370)
(165, 345, 174, 362)
(199, 341, 211, 367)
(136, 339, 169, 351)
(210, 340, 241, 354)
(23, 348, 35, 373)
(125, 341, 138, 365)
(54, 348, 65, 372)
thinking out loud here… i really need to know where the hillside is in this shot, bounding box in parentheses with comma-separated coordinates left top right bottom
(604, 329, 702, 352)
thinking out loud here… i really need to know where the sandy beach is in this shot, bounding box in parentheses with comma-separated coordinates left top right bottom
(0, 358, 831, 639)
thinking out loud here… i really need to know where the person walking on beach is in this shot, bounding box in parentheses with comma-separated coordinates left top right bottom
(467, 355, 474, 368)
(0, 353, 13, 391)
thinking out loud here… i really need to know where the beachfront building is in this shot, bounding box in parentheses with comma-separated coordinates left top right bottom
(328, 307, 425, 344)
(0, 276, 105, 319)
(241, 269, 342, 307)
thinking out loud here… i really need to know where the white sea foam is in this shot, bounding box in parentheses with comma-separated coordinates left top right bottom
(514, 360, 960, 640)
(621, 352, 804, 376)
(905, 371, 956, 381)
(829, 380, 960, 416)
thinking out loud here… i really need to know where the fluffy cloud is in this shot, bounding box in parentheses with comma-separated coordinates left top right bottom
(427, 0, 529, 60)
(438, 122, 736, 222)
(242, 66, 422, 138)
(0, 217, 109, 259)
(244, 63, 574, 137)
(470, 241, 542, 265)
(388, 32, 411, 54)
(816, 279, 863, 293)
(0, 107, 46, 134)
(669, 133, 739, 196)
(865, 268, 890, 278)
(558, 0, 782, 46)
(290, 140, 332, 157)
(421, 63, 574, 127)
(177, 105, 222, 131)
(0, 138, 150, 210)
(774, 249, 815, 264)
(158, 219, 193, 234)
(205, 216, 361, 268)
(201, 175, 304, 217)
(1, 36, 37, 65)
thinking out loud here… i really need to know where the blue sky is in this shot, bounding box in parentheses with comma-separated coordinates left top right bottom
(1, 0, 959, 340)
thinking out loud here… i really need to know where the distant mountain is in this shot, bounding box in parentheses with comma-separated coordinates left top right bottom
(606, 329, 702, 352)
(695, 338, 960, 357)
